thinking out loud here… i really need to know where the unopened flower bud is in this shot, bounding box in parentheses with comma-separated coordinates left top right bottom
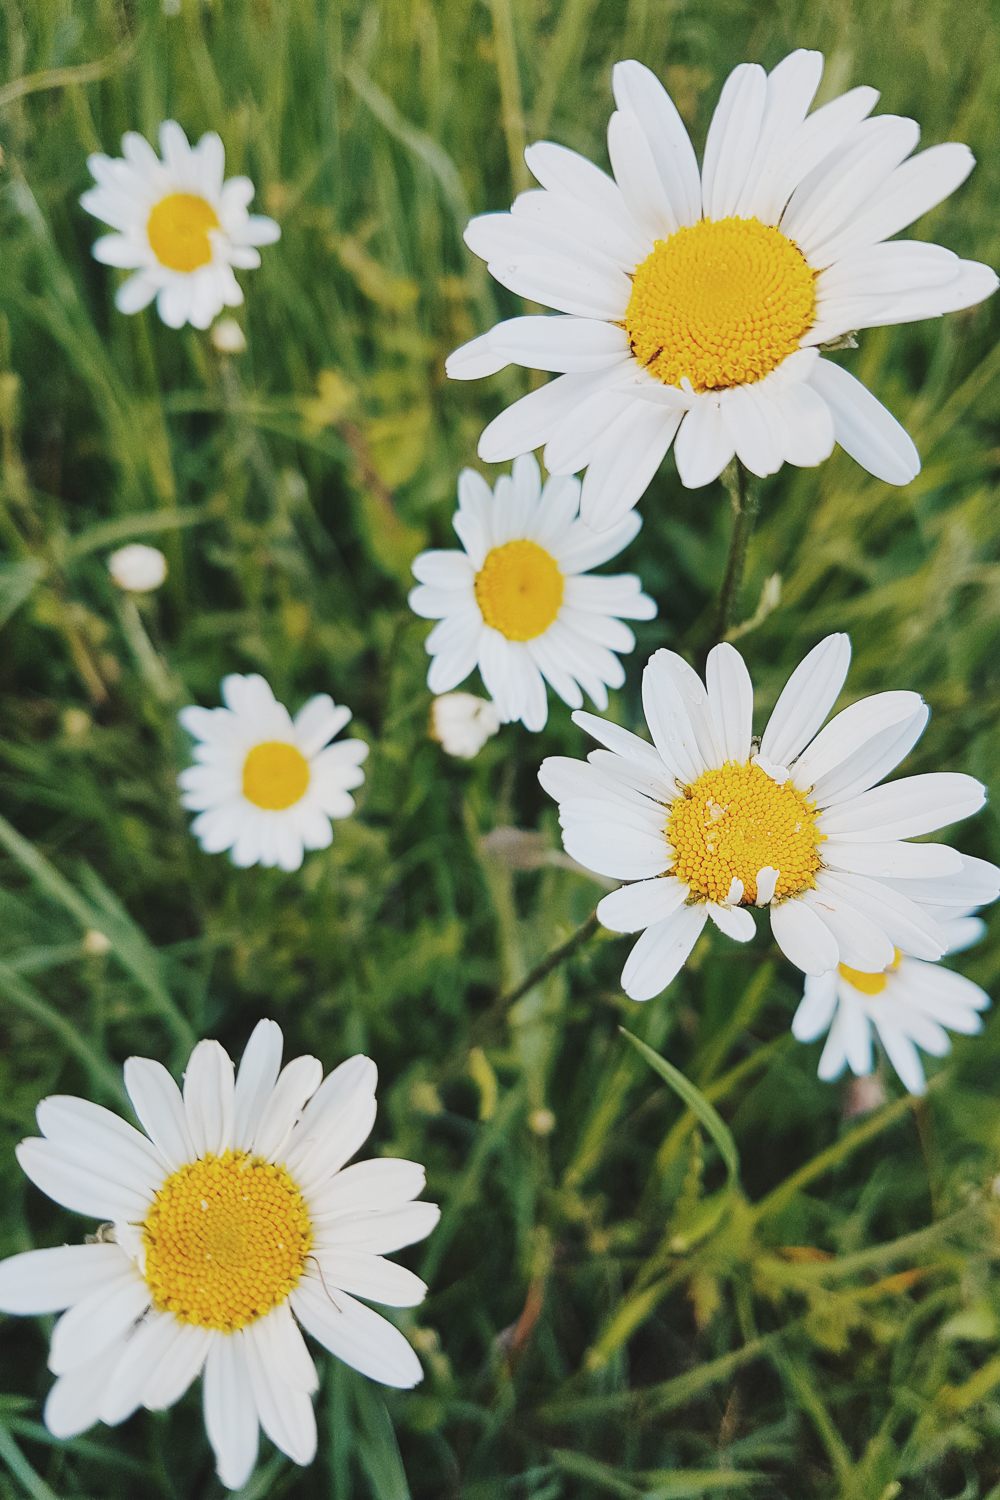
(108, 544, 167, 593)
(430, 693, 500, 759)
(210, 318, 246, 353)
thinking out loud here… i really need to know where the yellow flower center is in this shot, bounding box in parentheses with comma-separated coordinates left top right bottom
(147, 193, 220, 273)
(624, 216, 816, 393)
(242, 742, 310, 810)
(474, 539, 564, 642)
(142, 1150, 312, 1332)
(838, 950, 903, 995)
(668, 760, 823, 905)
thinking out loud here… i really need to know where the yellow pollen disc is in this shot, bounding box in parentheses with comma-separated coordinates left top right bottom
(624, 216, 816, 392)
(147, 193, 220, 272)
(839, 949, 903, 995)
(474, 539, 564, 642)
(668, 760, 823, 905)
(142, 1150, 312, 1332)
(242, 742, 310, 810)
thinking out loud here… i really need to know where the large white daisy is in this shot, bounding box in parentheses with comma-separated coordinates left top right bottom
(81, 121, 280, 330)
(0, 1021, 439, 1491)
(409, 453, 656, 730)
(539, 633, 998, 1000)
(792, 870, 995, 1093)
(448, 51, 998, 529)
(178, 674, 368, 872)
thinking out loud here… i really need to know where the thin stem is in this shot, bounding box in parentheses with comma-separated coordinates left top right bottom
(487, 0, 530, 196)
(476, 910, 600, 1034)
(711, 458, 760, 649)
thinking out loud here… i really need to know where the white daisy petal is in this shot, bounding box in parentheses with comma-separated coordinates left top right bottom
(620, 904, 708, 1001)
(706, 643, 754, 763)
(783, 116, 921, 261)
(822, 840, 962, 880)
(478, 370, 615, 464)
(708, 903, 757, 941)
(183, 1040, 236, 1159)
(489, 315, 631, 373)
(702, 63, 767, 221)
(315, 1251, 428, 1308)
(124, 1057, 196, 1172)
(791, 971, 840, 1040)
(807, 704, 929, 807)
(49, 1265, 151, 1376)
(100, 1312, 179, 1425)
(0, 1243, 130, 1316)
(233, 1020, 284, 1152)
(736, 49, 824, 222)
(597, 876, 689, 933)
(760, 634, 851, 767)
(243, 1320, 317, 1466)
(611, 60, 701, 227)
(580, 402, 680, 531)
(808, 359, 920, 485)
(818, 772, 986, 841)
(290, 1282, 423, 1388)
(319, 1202, 441, 1255)
(250, 1054, 324, 1162)
(770, 898, 840, 975)
(803, 886, 896, 972)
(673, 399, 736, 490)
(308, 1159, 425, 1221)
(45, 1340, 131, 1441)
(15, 1138, 154, 1222)
(445, 331, 511, 380)
(790, 690, 924, 795)
(607, 108, 682, 241)
(142, 1323, 212, 1411)
(204, 1332, 260, 1491)
(253, 1303, 319, 1394)
(873, 1021, 927, 1094)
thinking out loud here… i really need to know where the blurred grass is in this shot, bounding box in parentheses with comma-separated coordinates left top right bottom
(1, 0, 1000, 1497)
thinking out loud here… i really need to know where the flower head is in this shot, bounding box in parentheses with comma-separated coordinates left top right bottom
(409, 453, 656, 731)
(0, 1021, 439, 1490)
(540, 634, 999, 999)
(108, 543, 167, 593)
(81, 121, 280, 330)
(449, 52, 997, 529)
(792, 876, 993, 1093)
(430, 692, 501, 758)
(178, 675, 368, 871)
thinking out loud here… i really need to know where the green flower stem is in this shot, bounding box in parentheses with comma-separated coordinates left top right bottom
(481, 910, 600, 1028)
(711, 458, 760, 649)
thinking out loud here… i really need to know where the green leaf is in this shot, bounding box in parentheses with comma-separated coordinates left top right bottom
(0, 558, 45, 629)
(354, 1379, 410, 1500)
(619, 1029, 741, 1192)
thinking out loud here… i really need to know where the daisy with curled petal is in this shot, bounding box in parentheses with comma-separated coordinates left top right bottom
(408, 453, 656, 731)
(792, 869, 995, 1093)
(447, 50, 998, 530)
(81, 121, 280, 330)
(539, 633, 999, 1000)
(178, 675, 368, 872)
(0, 1020, 439, 1492)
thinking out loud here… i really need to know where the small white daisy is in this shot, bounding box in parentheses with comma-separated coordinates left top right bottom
(178, 674, 368, 872)
(81, 121, 280, 330)
(792, 871, 994, 1093)
(409, 453, 656, 731)
(430, 692, 501, 758)
(448, 51, 998, 529)
(539, 633, 999, 1000)
(0, 1020, 439, 1491)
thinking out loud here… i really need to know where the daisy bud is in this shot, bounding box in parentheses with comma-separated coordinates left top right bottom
(108, 543, 167, 593)
(430, 692, 500, 758)
(210, 318, 247, 353)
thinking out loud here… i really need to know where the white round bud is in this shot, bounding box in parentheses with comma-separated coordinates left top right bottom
(108, 544, 168, 593)
(430, 693, 500, 759)
(210, 318, 247, 353)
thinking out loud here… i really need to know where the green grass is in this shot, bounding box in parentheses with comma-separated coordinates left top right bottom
(2, 0, 1000, 1496)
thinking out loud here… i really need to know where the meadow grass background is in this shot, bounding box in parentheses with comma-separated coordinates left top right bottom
(2, 0, 1000, 1496)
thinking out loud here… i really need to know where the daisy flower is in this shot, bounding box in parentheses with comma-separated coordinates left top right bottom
(448, 51, 998, 529)
(539, 633, 999, 1000)
(408, 453, 656, 731)
(792, 870, 994, 1093)
(178, 675, 368, 872)
(0, 1021, 439, 1491)
(81, 121, 280, 330)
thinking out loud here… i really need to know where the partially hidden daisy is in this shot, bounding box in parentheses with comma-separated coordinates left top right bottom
(539, 633, 999, 999)
(178, 674, 368, 872)
(448, 51, 998, 529)
(409, 453, 656, 731)
(81, 121, 280, 330)
(0, 1021, 439, 1491)
(792, 873, 994, 1094)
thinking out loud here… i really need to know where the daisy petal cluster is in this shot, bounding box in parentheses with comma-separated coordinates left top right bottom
(793, 869, 995, 1093)
(409, 453, 656, 730)
(539, 633, 999, 1000)
(430, 692, 502, 758)
(448, 50, 998, 528)
(0, 1021, 438, 1492)
(178, 674, 368, 872)
(81, 121, 280, 330)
